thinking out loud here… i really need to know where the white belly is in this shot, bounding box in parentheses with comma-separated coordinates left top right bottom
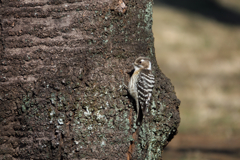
(128, 71, 139, 100)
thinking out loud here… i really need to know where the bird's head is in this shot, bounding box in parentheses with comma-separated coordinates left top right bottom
(133, 57, 151, 70)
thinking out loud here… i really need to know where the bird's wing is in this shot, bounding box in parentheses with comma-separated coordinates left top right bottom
(137, 70, 155, 114)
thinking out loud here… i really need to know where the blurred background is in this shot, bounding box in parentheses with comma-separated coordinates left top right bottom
(153, 0, 240, 159)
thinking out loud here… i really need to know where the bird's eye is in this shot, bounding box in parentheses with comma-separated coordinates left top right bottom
(139, 61, 142, 64)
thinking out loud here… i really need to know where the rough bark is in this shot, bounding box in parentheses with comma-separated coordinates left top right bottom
(0, 0, 180, 159)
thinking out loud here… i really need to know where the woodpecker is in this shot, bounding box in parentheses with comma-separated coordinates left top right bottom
(128, 57, 155, 125)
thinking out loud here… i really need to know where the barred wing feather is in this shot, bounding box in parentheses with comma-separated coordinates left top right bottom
(137, 70, 155, 115)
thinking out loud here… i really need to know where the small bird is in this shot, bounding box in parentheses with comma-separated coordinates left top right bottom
(128, 57, 155, 125)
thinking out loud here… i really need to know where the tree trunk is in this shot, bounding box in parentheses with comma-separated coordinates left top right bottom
(0, 0, 180, 159)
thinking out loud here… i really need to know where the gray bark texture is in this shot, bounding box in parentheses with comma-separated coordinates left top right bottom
(0, 0, 180, 159)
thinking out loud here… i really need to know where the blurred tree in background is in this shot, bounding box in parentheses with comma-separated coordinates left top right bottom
(153, 0, 240, 159)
